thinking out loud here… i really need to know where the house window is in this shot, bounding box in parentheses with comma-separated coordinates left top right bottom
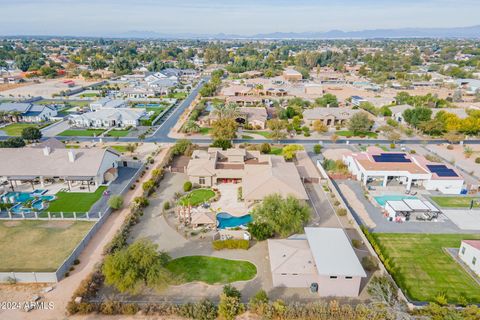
(473, 257, 477, 265)
(345, 276, 352, 279)
(329, 276, 337, 279)
(199, 177, 206, 185)
(461, 247, 466, 254)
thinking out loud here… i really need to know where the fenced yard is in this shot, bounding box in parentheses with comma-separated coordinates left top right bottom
(0, 220, 94, 272)
(372, 233, 480, 304)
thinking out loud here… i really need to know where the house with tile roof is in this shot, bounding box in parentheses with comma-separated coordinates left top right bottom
(0, 102, 57, 123)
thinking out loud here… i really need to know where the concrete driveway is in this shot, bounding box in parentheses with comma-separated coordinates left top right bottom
(41, 120, 70, 137)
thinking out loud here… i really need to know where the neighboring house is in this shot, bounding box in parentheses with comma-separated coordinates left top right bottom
(390, 105, 468, 123)
(459, 240, 480, 276)
(303, 108, 362, 127)
(0, 103, 57, 123)
(351, 96, 395, 108)
(0, 147, 120, 190)
(72, 108, 146, 128)
(456, 79, 480, 95)
(283, 69, 303, 82)
(268, 227, 366, 297)
(186, 148, 308, 205)
(389, 104, 413, 123)
(343, 146, 465, 194)
(351, 96, 367, 107)
(89, 98, 127, 111)
(237, 107, 268, 129)
(120, 86, 156, 99)
(226, 96, 264, 106)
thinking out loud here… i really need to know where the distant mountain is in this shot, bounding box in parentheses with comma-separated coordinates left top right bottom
(112, 25, 480, 40)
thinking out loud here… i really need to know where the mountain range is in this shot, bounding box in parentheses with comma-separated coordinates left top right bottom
(112, 25, 480, 40)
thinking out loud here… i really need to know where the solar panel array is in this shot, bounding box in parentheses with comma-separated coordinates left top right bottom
(426, 165, 458, 177)
(373, 153, 411, 163)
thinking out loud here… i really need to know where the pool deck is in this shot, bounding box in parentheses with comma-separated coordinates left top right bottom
(211, 183, 249, 217)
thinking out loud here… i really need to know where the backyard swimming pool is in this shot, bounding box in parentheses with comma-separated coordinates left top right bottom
(1, 190, 55, 214)
(374, 195, 418, 207)
(216, 212, 252, 229)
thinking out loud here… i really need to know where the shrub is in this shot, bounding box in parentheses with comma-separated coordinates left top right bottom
(237, 187, 243, 201)
(218, 294, 244, 320)
(108, 195, 124, 210)
(193, 299, 218, 320)
(133, 196, 149, 208)
(351, 239, 362, 249)
(163, 201, 171, 211)
(313, 144, 322, 154)
(121, 303, 139, 315)
(333, 200, 340, 206)
(446, 144, 454, 150)
(361, 256, 379, 271)
(248, 221, 274, 241)
(183, 181, 193, 192)
(259, 143, 271, 154)
(434, 292, 448, 306)
(223, 284, 242, 299)
(390, 143, 395, 149)
(73, 259, 80, 265)
(336, 208, 347, 216)
(248, 289, 269, 313)
(212, 239, 250, 250)
(475, 157, 480, 164)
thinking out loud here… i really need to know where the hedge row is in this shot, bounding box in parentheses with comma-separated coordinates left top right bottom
(212, 239, 250, 250)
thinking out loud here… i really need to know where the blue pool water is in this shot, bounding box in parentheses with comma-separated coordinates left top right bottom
(216, 212, 252, 229)
(374, 195, 418, 207)
(1, 190, 55, 214)
(135, 103, 161, 108)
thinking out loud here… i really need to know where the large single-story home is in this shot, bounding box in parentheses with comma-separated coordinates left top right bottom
(283, 69, 303, 82)
(459, 240, 480, 276)
(343, 146, 465, 194)
(303, 108, 363, 127)
(186, 148, 308, 204)
(89, 98, 127, 111)
(72, 108, 146, 128)
(0, 146, 120, 191)
(390, 105, 469, 123)
(268, 227, 366, 297)
(0, 103, 57, 123)
(351, 96, 395, 108)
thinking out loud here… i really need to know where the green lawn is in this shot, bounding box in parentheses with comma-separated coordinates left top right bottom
(373, 233, 480, 303)
(244, 130, 271, 138)
(200, 127, 211, 135)
(167, 92, 188, 100)
(58, 129, 105, 137)
(269, 147, 283, 155)
(44, 186, 107, 215)
(110, 145, 131, 153)
(106, 129, 131, 137)
(179, 189, 215, 206)
(65, 144, 80, 149)
(336, 130, 378, 138)
(79, 92, 99, 98)
(241, 135, 254, 140)
(0, 220, 94, 272)
(430, 196, 480, 208)
(166, 256, 257, 284)
(1, 123, 38, 136)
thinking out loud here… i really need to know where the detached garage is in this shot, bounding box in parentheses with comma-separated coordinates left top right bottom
(267, 227, 366, 297)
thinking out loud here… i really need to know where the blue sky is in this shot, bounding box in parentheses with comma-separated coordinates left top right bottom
(1, 0, 479, 36)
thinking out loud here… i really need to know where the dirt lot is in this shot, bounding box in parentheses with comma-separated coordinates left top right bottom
(0, 78, 94, 99)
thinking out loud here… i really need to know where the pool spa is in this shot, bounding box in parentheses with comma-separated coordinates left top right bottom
(374, 195, 418, 207)
(216, 212, 252, 229)
(1, 190, 55, 214)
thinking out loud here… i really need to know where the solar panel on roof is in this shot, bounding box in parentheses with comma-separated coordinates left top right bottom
(426, 165, 458, 177)
(373, 153, 411, 163)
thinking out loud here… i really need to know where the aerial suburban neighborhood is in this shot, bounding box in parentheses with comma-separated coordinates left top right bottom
(1, 1, 480, 320)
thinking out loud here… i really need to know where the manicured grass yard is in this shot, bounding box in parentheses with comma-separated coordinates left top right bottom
(0, 220, 94, 272)
(1, 123, 38, 136)
(200, 127, 211, 135)
(110, 145, 129, 153)
(244, 130, 271, 138)
(241, 135, 253, 140)
(430, 196, 480, 208)
(106, 129, 131, 137)
(373, 233, 480, 303)
(269, 147, 283, 155)
(166, 256, 257, 284)
(58, 129, 105, 137)
(336, 130, 378, 138)
(45, 186, 107, 214)
(179, 189, 215, 206)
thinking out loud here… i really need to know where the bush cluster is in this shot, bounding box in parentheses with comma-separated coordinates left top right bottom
(212, 239, 250, 250)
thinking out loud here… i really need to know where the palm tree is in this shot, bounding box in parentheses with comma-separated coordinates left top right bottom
(183, 120, 200, 134)
(212, 102, 240, 121)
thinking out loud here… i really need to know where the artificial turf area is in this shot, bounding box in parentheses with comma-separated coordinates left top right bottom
(1, 123, 38, 136)
(0, 220, 94, 272)
(179, 189, 215, 206)
(373, 233, 480, 303)
(166, 256, 257, 284)
(430, 196, 480, 208)
(57, 129, 105, 137)
(44, 186, 107, 215)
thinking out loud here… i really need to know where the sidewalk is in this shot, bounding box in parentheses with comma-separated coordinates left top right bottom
(0, 147, 171, 320)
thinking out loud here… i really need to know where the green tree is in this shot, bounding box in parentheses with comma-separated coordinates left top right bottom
(312, 120, 328, 133)
(267, 119, 287, 141)
(211, 118, 237, 140)
(183, 181, 193, 192)
(259, 143, 271, 154)
(282, 144, 303, 160)
(313, 144, 322, 154)
(211, 139, 232, 150)
(252, 194, 310, 238)
(403, 107, 432, 128)
(102, 239, 172, 294)
(347, 112, 373, 134)
(315, 93, 339, 107)
(172, 139, 193, 156)
(248, 222, 274, 241)
(108, 195, 123, 210)
(0, 137, 25, 148)
(218, 285, 244, 320)
(21, 127, 42, 141)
